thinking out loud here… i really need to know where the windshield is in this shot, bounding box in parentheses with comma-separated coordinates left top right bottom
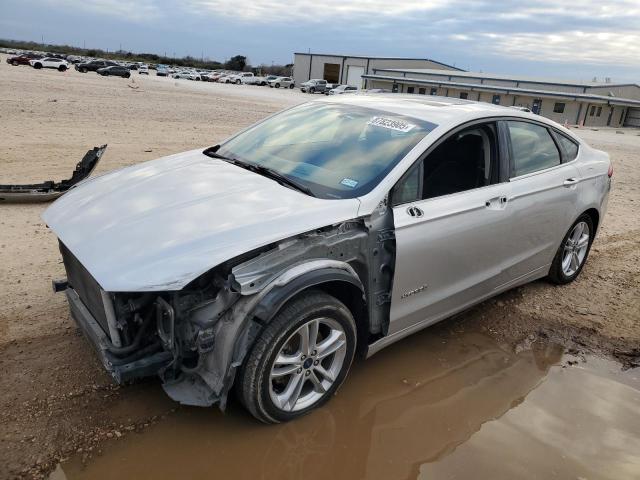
(217, 102, 436, 199)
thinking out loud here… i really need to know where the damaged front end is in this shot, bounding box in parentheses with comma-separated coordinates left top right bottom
(57, 202, 396, 409)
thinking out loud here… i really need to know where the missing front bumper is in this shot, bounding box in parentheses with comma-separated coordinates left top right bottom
(65, 288, 171, 383)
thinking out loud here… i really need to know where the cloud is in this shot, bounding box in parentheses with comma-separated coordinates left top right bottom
(482, 30, 640, 67)
(187, 0, 450, 23)
(43, 0, 161, 22)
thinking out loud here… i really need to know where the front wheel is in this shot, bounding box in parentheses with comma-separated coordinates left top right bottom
(80, 67, 87, 73)
(33, 63, 42, 69)
(309, 87, 315, 94)
(58, 65, 67, 72)
(547, 214, 594, 284)
(275, 83, 280, 88)
(289, 84, 294, 89)
(237, 290, 356, 423)
(236, 79, 241, 85)
(11, 60, 19, 66)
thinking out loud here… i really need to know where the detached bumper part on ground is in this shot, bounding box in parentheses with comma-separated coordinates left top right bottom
(0, 144, 106, 202)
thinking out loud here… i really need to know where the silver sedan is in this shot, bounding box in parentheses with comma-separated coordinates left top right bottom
(44, 95, 611, 422)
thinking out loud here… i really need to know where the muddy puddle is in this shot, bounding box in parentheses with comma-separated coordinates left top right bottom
(50, 328, 640, 480)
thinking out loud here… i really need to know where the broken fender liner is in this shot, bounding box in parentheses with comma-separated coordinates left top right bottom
(0, 144, 107, 202)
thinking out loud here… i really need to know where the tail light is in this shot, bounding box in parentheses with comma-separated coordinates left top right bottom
(607, 163, 614, 178)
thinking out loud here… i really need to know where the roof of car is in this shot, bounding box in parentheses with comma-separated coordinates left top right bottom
(319, 93, 555, 130)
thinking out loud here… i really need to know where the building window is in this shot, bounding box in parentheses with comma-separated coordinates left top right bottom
(418, 88, 426, 95)
(430, 87, 437, 95)
(407, 86, 415, 94)
(460, 92, 468, 99)
(492, 94, 501, 105)
(589, 105, 596, 116)
(553, 102, 565, 113)
(596, 106, 602, 117)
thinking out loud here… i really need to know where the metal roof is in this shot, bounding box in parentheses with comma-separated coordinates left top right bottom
(362, 74, 640, 107)
(293, 53, 463, 71)
(372, 68, 640, 89)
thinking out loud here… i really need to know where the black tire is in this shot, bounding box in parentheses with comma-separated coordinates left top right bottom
(80, 67, 87, 73)
(11, 60, 19, 66)
(289, 84, 294, 89)
(547, 213, 594, 284)
(58, 65, 67, 72)
(275, 83, 280, 88)
(125, 73, 130, 78)
(33, 63, 42, 69)
(309, 87, 315, 94)
(237, 290, 357, 423)
(236, 79, 241, 85)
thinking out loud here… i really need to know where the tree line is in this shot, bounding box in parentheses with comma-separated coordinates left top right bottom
(0, 38, 292, 74)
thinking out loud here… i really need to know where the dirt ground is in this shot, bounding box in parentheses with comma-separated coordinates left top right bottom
(0, 54, 638, 479)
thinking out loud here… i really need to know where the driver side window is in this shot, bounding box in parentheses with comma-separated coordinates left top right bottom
(392, 122, 499, 205)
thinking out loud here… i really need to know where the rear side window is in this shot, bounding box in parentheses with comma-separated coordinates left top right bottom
(507, 121, 561, 177)
(555, 133, 579, 162)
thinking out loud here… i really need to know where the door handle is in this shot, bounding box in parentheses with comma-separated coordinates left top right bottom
(563, 178, 579, 186)
(407, 206, 424, 218)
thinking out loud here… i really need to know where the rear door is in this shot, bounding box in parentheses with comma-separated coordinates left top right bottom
(497, 120, 580, 281)
(389, 120, 512, 335)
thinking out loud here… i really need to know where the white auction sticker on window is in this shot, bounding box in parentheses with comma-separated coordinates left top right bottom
(340, 178, 359, 188)
(367, 116, 416, 133)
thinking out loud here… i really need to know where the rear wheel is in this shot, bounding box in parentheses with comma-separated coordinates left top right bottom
(237, 290, 356, 423)
(125, 73, 130, 78)
(236, 79, 241, 85)
(548, 214, 594, 284)
(309, 87, 315, 94)
(11, 60, 19, 66)
(275, 83, 280, 88)
(80, 67, 87, 73)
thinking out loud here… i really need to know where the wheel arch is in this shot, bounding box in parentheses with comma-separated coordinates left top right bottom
(252, 267, 367, 337)
(582, 207, 600, 233)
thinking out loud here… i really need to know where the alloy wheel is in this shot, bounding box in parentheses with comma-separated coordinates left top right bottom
(561, 221, 590, 276)
(269, 318, 347, 412)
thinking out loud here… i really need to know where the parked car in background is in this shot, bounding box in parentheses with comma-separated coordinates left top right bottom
(156, 66, 169, 77)
(300, 79, 328, 93)
(30, 57, 69, 71)
(97, 66, 131, 78)
(327, 85, 358, 95)
(235, 72, 254, 84)
(43, 96, 611, 423)
(6, 53, 42, 66)
(172, 70, 201, 81)
(138, 65, 149, 75)
(76, 60, 118, 73)
(269, 76, 295, 88)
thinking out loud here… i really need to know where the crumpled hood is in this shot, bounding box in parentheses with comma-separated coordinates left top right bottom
(42, 149, 361, 292)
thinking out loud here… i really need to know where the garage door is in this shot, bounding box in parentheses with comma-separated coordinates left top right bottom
(346, 66, 365, 89)
(624, 107, 640, 127)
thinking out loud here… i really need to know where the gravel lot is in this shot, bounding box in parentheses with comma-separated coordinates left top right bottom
(0, 54, 638, 479)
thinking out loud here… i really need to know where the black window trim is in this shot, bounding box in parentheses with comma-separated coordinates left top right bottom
(390, 117, 506, 207)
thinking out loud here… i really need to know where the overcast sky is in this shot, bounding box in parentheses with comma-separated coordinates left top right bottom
(2, 0, 639, 82)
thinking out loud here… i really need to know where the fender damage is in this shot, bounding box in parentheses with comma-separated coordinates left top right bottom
(57, 200, 396, 409)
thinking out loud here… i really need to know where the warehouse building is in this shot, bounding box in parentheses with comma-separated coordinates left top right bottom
(292, 53, 462, 90)
(362, 68, 640, 128)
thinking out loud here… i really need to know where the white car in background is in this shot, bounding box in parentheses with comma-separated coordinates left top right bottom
(268, 76, 295, 89)
(138, 65, 149, 75)
(327, 85, 359, 95)
(172, 71, 201, 81)
(29, 57, 69, 71)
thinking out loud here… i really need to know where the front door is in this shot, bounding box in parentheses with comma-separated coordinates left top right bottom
(388, 121, 511, 336)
